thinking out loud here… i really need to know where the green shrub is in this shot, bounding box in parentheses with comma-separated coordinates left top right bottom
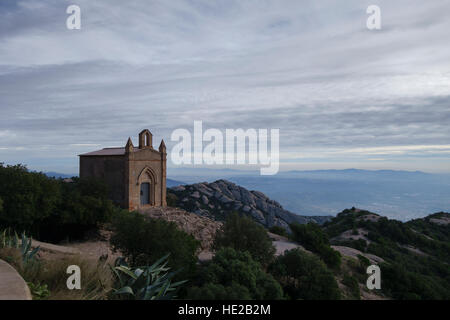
(319, 245, 342, 270)
(290, 223, 341, 269)
(290, 222, 329, 248)
(269, 248, 341, 300)
(324, 210, 450, 300)
(380, 262, 449, 300)
(110, 211, 199, 281)
(0, 164, 60, 233)
(342, 274, 360, 299)
(166, 191, 179, 207)
(187, 248, 283, 300)
(357, 254, 370, 268)
(214, 212, 276, 265)
(39, 177, 118, 242)
(27, 282, 50, 300)
(269, 225, 288, 237)
(0, 164, 117, 242)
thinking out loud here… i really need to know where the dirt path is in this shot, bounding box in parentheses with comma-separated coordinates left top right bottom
(65, 240, 121, 264)
(0, 259, 32, 300)
(32, 230, 120, 264)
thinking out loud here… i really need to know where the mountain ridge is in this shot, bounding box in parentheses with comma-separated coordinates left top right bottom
(167, 179, 331, 230)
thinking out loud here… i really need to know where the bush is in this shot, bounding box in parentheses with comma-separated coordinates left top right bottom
(110, 211, 200, 280)
(342, 274, 360, 299)
(290, 222, 329, 248)
(39, 177, 118, 242)
(269, 225, 288, 237)
(0, 164, 60, 233)
(0, 164, 117, 242)
(187, 248, 283, 300)
(166, 191, 179, 207)
(269, 248, 341, 300)
(318, 245, 342, 270)
(357, 254, 370, 270)
(380, 262, 449, 300)
(213, 212, 276, 265)
(324, 209, 450, 300)
(27, 282, 50, 300)
(290, 222, 341, 269)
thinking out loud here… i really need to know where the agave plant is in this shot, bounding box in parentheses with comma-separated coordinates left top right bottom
(0, 229, 40, 265)
(111, 254, 186, 300)
(19, 232, 40, 265)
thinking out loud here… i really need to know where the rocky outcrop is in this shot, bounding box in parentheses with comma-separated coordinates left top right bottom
(140, 207, 222, 251)
(331, 245, 384, 264)
(168, 179, 331, 231)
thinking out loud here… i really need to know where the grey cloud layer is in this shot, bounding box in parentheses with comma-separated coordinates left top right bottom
(0, 0, 449, 173)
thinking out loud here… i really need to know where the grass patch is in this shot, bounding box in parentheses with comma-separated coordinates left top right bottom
(0, 248, 112, 300)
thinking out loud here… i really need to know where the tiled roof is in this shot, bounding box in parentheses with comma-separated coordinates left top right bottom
(79, 147, 126, 156)
(79, 146, 159, 156)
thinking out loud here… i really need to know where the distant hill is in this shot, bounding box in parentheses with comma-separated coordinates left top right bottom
(166, 178, 185, 188)
(324, 208, 450, 299)
(167, 179, 331, 230)
(44, 172, 76, 179)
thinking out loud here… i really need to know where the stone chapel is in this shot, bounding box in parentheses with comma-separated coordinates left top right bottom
(79, 129, 166, 210)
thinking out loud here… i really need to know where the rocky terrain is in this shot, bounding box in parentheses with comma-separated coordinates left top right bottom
(168, 179, 331, 230)
(140, 206, 222, 252)
(324, 209, 450, 299)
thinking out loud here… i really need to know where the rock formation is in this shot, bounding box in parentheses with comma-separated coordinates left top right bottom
(168, 179, 331, 230)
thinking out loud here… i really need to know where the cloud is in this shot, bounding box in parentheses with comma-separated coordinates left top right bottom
(0, 0, 450, 173)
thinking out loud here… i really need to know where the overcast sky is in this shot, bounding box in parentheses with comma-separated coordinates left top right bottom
(1, 0, 450, 174)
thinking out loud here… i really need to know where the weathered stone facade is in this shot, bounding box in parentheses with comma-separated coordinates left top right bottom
(79, 129, 166, 210)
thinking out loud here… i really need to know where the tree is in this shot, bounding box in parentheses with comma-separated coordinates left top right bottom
(290, 222, 329, 249)
(187, 248, 283, 300)
(0, 164, 60, 233)
(110, 211, 200, 280)
(213, 212, 276, 265)
(342, 274, 360, 299)
(39, 177, 118, 241)
(269, 225, 288, 237)
(269, 248, 341, 300)
(290, 222, 341, 269)
(0, 164, 118, 242)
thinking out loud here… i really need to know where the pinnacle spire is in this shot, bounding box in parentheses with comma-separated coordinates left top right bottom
(125, 137, 134, 153)
(159, 139, 166, 152)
